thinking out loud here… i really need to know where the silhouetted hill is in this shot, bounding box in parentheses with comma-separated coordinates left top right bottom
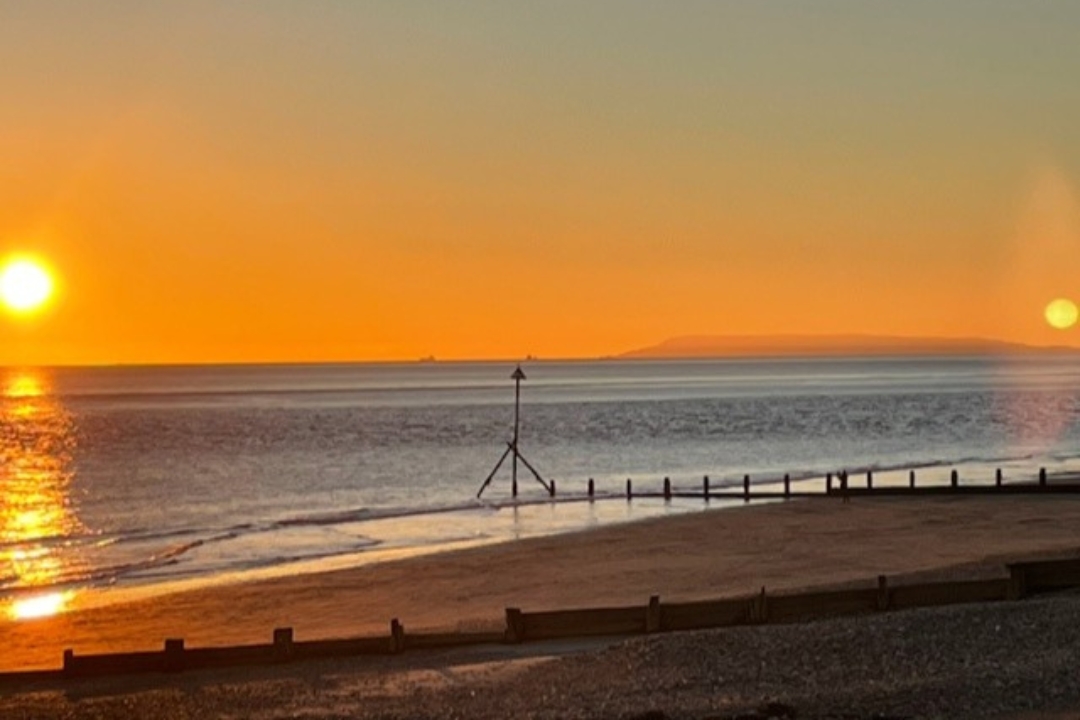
(618, 335, 1076, 359)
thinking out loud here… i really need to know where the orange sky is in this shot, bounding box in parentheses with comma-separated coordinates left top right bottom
(2, 3, 1079, 365)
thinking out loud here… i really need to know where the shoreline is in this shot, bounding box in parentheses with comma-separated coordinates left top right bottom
(6, 493, 1080, 672)
(7, 458, 1063, 616)
(6, 494, 726, 617)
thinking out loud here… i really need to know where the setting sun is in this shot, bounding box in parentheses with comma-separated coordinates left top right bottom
(0, 258, 54, 314)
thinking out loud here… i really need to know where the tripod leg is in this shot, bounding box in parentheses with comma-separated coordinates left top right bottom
(476, 445, 513, 498)
(513, 446, 551, 494)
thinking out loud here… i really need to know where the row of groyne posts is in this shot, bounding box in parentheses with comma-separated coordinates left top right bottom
(478, 366, 1074, 502)
(22, 554, 1080, 681)
(512, 466, 1067, 502)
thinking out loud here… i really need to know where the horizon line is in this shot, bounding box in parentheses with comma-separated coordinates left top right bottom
(4, 346, 1080, 371)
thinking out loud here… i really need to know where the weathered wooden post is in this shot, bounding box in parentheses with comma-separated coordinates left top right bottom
(909, 470, 916, 489)
(743, 474, 751, 502)
(646, 595, 661, 633)
(626, 478, 633, 501)
(549, 479, 556, 498)
(663, 477, 672, 501)
(1007, 565, 1027, 601)
(1039, 467, 1047, 488)
(164, 638, 185, 672)
(752, 586, 768, 623)
(826, 472, 832, 495)
(951, 469, 958, 489)
(841, 471, 849, 502)
(273, 627, 294, 661)
(63, 649, 75, 676)
(505, 608, 525, 643)
(784, 473, 791, 498)
(866, 470, 873, 490)
(876, 575, 889, 611)
(390, 618, 405, 653)
(703, 475, 710, 500)
(588, 478, 595, 499)
(995, 468, 1003, 488)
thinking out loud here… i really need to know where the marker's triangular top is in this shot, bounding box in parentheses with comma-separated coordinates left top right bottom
(511, 366, 526, 381)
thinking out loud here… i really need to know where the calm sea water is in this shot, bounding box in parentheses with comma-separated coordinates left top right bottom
(3, 356, 1080, 617)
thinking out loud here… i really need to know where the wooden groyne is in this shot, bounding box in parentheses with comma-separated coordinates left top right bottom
(6, 554, 1080, 682)
(523, 466, 1080, 505)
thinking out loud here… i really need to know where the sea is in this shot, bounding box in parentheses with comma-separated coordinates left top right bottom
(3, 355, 1080, 619)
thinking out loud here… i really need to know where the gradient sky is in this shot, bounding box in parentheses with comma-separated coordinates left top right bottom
(2, 1, 1079, 364)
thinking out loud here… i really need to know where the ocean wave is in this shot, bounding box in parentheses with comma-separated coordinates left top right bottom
(115, 538, 387, 584)
(270, 500, 498, 529)
(0, 525, 384, 595)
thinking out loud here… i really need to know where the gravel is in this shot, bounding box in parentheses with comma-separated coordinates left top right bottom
(4, 595, 1080, 719)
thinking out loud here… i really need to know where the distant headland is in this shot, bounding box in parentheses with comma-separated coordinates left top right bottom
(617, 335, 1079, 359)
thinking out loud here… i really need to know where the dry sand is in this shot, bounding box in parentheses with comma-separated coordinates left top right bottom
(5, 494, 1080, 672)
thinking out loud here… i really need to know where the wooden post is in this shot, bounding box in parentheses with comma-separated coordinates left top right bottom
(390, 618, 405, 653)
(909, 470, 916, 489)
(754, 586, 768, 623)
(164, 638, 185, 672)
(951, 469, 958, 489)
(663, 477, 671, 501)
(995, 468, 1003, 488)
(876, 575, 889, 611)
(1007, 565, 1027, 601)
(63, 649, 75, 676)
(866, 470, 873, 490)
(1039, 467, 1047, 488)
(646, 595, 661, 633)
(703, 475, 710, 500)
(841, 471, 849, 502)
(783, 473, 791, 498)
(743, 474, 751, 502)
(626, 478, 632, 501)
(549, 479, 556, 498)
(273, 627, 294, 661)
(588, 478, 595, 499)
(826, 472, 832, 495)
(505, 608, 525, 643)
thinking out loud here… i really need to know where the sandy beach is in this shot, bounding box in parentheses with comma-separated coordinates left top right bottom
(5, 494, 1080, 674)
(5, 494, 1080, 718)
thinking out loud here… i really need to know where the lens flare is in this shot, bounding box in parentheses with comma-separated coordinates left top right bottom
(1044, 298, 1079, 330)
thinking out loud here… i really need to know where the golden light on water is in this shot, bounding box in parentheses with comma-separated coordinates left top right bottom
(1, 370, 84, 620)
(1044, 298, 1079, 330)
(10, 591, 71, 620)
(6, 374, 44, 399)
(0, 257, 54, 314)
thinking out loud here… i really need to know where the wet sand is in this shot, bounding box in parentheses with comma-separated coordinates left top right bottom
(5, 494, 1080, 672)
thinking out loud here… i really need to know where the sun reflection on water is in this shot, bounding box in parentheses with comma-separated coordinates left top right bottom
(11, 591, 72, 620)
(1, 369, 84, 620)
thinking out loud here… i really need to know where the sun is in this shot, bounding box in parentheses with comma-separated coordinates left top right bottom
(0, 257, 54, 314)
(1044, 298, 1079, 330)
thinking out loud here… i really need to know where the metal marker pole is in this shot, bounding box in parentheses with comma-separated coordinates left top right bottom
(511, 366, 525, 497)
